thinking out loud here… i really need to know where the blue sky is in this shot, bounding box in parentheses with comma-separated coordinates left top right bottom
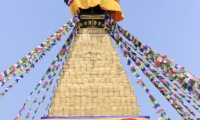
(0, 1, 200, 120)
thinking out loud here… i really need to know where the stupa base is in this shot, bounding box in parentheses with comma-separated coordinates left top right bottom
(41, 116, 150, 120)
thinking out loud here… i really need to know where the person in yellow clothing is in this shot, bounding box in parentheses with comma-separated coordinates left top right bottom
(64, 0, 124, 22)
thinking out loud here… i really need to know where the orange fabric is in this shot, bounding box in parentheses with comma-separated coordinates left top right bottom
(69, 0, 124, 22)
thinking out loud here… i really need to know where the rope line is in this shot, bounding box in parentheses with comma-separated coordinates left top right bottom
(123, 41, 200, 112)
(109, 27, 171, 120)
(14, 30, 76, 120)
(0, 16, 79, 88)
(31, 31, 76, 120)
(105, 16, 200, 100)
(110, 27, 197, 119)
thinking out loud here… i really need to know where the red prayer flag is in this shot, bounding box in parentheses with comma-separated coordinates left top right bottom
(12, 65, 16, 69)
(172, 69, 178, 73)
(35, 47, 41, 51)
(123, 50, 128, 56)
(21, 106, 25, 110)
(135, 61, 141, 66)
(137, 79, 143, 84)
(198, 94, 200, 99)
(179, 79, 184, 85)
(189, 79, 195, 83)
(168, 69, 172, 78)
(56, 34, 62, 40)
(130, 66, 135, 71)
(14, 116, 19, 120)
(149, 94, 153, 99)
(69, 33, 73, 38)
(162, 55, 167, 59)
(24, 56, 28, 61)
(47, 37, 54, 41)
(44, 81, 48, 85)
(155, 60, 161, 67)
(53, 65, 57, 68)
(156, 109, 163, 114)
(0, 74, 3, 79)
(131, 36, 135, 41)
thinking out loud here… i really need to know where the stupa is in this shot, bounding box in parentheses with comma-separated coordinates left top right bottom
(42, 1, 146, 119)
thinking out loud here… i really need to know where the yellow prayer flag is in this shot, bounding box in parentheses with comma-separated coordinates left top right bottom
(175, 105, 178, 108)
(125, 31, 128, 36)
(60, 55, 63, 60)
(179, 73, 185, 78)
(163, 66, 167, 71)
(151, 103, 155, 106)
(152, 102, 156, 106)
(19, 60, 23, 64)
(153, 101, 157, 105)
(6, 69, 10, 74)
(118, 42, 121, 47)
(135, 40, 139, 45)
(30, 50, 34, 54)
(168, 59, 174, 63)
(62, 29, 67, 34)
(54, 58, 58, 61)
(65, 41, 69, 46)
(147, 54, 151, 59)
(139, 65, 143, 69)
(16, 69, 21, 74)
(3, 78, 7, 82)
(43, 41, 47, 45)
(183, 79, 187, 83)
(193, 82, 198, 88)
(133, 72, 137, 76)
(146, 48, 150, 53)
(53, 32, 57, 36)
(157, 57, 162, 62)
(26, 62, 29, 67)
(50, 71, 54, 76)
(142, 86, 146, 90)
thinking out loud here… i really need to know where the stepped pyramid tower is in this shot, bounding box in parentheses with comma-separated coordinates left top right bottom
(48, 1, 141, 118)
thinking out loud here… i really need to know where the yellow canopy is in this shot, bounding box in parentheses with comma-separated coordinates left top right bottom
(69, 0, 124, 22)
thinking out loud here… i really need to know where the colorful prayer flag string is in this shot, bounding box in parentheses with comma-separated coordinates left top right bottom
(0, 42, 55, 98)
(25, 65, 59, 120)
(122, 40, 200, 108)
(43, 80, 58, 117)
(109, 32, 170, 120)
(110, 30, 194, 119)
(105, 16, 200, 99)
(123, 41, 200, 112)
(43, 56, 67, 117)
(0, 16, 79, 87)
(111, 30, 199, 119)
(14, 30, 76, 120)
(30, 32, 75, 119)
(124, 40, 200, 103)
